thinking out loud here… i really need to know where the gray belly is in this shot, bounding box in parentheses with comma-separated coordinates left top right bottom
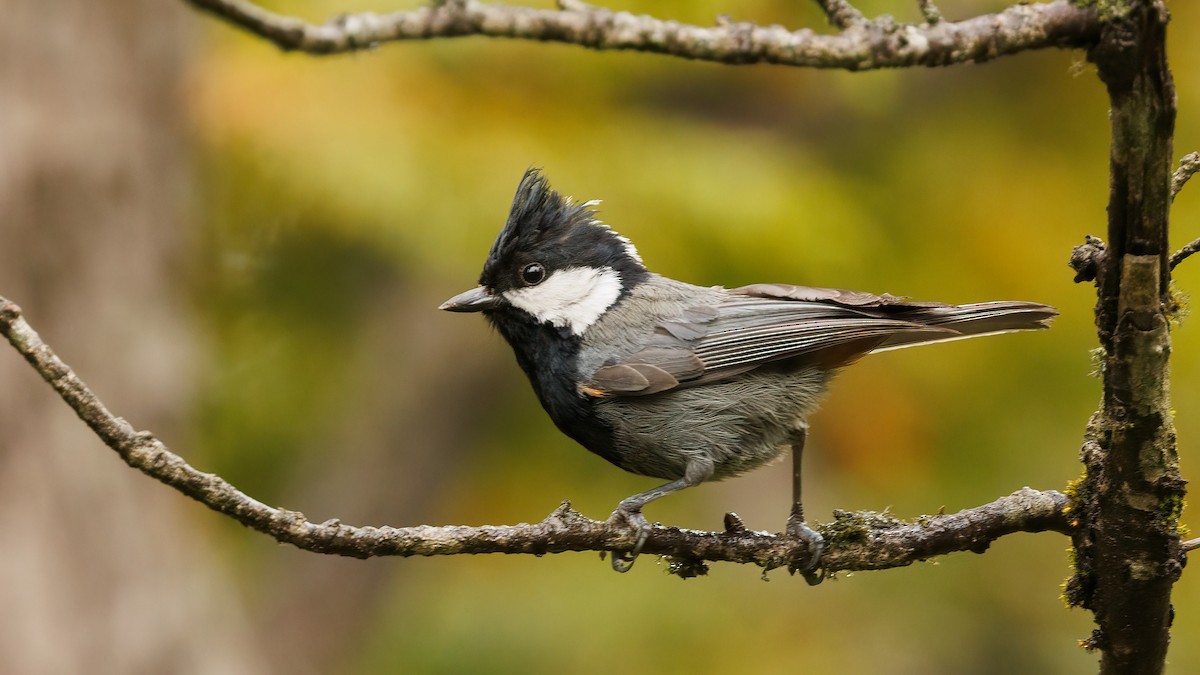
(594, 368, 830, 481)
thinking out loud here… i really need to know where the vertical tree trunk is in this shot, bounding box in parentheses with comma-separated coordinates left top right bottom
(1071, 1, 1184, 673)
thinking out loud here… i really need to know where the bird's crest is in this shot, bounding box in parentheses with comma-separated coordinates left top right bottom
(486, 169, 598, 266)
(482, 168, 644, 286)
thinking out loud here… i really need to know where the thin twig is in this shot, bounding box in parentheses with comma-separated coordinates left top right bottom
(1170, 240, 1200, 272)
(813, 0, 867, 30)
(0, 295, 1071, 575)
(1170, 152, 1200, 201)
(1183, 538, 1200, 553)
(1168, 153, 1200, 271)
(181, 0, 1098, 70)
(917, 0, 944, 25)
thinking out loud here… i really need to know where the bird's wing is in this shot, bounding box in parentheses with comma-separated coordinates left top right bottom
(586, 283, 1055, 397)
(585, 284, 954, 397)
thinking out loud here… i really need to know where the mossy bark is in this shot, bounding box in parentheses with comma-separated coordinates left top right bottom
(1069, 1, 1185, 673)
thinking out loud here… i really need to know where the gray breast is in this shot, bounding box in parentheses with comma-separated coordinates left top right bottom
(594, 367, 830, 481)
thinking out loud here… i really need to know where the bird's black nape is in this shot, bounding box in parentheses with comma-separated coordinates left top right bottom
(480, 168, 648, 293)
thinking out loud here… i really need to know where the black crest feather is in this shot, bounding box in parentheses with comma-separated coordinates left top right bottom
(486, 168, 597, 268)
(480, 168, 647, 291)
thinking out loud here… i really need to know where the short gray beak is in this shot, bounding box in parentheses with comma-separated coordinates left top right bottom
(439, 286, 502, 312)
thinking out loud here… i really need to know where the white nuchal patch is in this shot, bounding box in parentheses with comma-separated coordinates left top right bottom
(503, 266, 622, 335)
(571, 196, 644, 265)
(608, 228, 643, 265)
(590, 218, 643, 265)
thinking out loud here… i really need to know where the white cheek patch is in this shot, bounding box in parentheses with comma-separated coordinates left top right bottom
(503, 266, 622, 335)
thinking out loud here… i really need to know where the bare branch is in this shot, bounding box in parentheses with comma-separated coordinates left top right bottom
(0, 295, 1070, 576)
(917, 0, 944, 25)
(181, 0, 1098, 70)
(1169, 153, 1200, 272)
(1170, 151, 1200, 201)
(1170, 239, 1200, 272)
(812, 0, 867, 30)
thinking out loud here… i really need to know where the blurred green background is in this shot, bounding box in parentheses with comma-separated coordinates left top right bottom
(5, 0, 1200, 673)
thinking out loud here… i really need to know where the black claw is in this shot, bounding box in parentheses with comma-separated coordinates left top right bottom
(611, 526, 649, 573)
(787, 518, 826, 584)
(801, 566, 826, 586)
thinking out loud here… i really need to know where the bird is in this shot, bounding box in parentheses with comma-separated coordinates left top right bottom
(440, 168, 1056, 575)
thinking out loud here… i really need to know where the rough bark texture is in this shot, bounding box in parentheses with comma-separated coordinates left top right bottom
(1066, 2, 1184, 673)
(183, 0, 1099, 69)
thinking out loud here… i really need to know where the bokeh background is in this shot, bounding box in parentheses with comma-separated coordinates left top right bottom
(3, 0, 1200, 673)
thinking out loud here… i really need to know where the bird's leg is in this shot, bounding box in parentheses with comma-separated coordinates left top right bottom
(786, 426, 825, 582)
(608, 478, 685, 573)
(608, 462, 710, 573)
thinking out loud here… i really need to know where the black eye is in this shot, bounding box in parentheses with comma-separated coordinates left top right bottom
(520, 262, 546, 286)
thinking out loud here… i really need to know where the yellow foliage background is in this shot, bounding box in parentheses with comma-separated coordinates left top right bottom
(54, 1, 1200, 672)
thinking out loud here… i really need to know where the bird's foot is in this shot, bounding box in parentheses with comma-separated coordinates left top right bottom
(608, 503, 652, 573)
(786, 516, 826, 586)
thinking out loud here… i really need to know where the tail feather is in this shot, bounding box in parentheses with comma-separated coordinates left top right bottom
(871, 301, 1056, 353)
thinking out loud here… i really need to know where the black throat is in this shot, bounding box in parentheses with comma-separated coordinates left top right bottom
(485, 306, 616, 458)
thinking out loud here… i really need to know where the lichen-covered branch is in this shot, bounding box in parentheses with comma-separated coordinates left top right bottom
(812, 0, 867, 30)
(182, 0, 1098, 70)
(0, 295, 1070, 576)
(917, 0, 944, 26)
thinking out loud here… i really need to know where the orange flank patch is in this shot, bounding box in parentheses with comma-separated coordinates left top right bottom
(577, 384, 610, 398)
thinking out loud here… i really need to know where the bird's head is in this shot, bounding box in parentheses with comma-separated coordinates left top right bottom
(440, 168, 648, 335)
